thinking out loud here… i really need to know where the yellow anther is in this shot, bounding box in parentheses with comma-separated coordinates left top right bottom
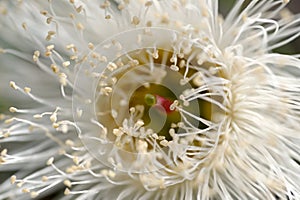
(24, 87, 31, 93)
(22, 22, 27, 30)
(76, 22, 84, 30)
(51, 64, 59, 73)
(132, 16, 140, 25)
(40, 10, 48, 15)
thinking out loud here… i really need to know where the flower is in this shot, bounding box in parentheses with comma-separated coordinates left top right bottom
(0, 0, 300, 199)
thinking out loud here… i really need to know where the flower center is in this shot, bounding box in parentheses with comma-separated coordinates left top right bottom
(96, 48, 212, 143)
(73, 28, 223, 173)
(129, 84, 180, 140)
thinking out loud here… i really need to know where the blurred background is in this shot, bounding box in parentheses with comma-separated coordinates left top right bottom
(219, 0, 300, 54)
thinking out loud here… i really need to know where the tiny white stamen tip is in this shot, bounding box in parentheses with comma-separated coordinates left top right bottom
(9, 81, 17, 90)
(24, 87, 31, 93)
(107, 62, 118, 71)
(111, 110, 118, 118)
(66, 44, 75, 49)
(9, 107, 17, 113)
(136, 119, 144, 127)
(46, 45, 55, 51)
(5, 118, 14, 124)
(50, 114, 57, 123)
(129, 107, 136, 113)
(33, 114, 42, 119)
(73, 156, 79, 165)
(47, 157, 54, 165)
(145, 1, 153, 7)
(1, 149, 7, 156)
(64, 188, 70, 195)
(42, 176, 48, 182)
(177, 122, 184, 127)
(183, 101, 189, 106)
(132, 16, 140, 25)
(152, 133, 159, 139)
(63, 61, 71, 67)
(76, 109, 83, 117)
(10, 175, 17, 184)
(64, 180, 72, 188)
(34, 50, 40, 57)
(160, 140, 169, 147)
(65, 139, 75, 146)
(77, 22, 85, 30)
(170, 100, 179, 110)
(108, 169, 117, 178)
(88, 42, 94, 50)
(30, 192, 39, 198)
(170, 65, 179, 71)
(101, 169, 108, 176)
(113, 128, 123, 137)
(180, 79, 188, 85)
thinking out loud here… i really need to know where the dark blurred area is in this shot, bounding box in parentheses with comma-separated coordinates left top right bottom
(219, 0, 300, 54)
(280, 0, 300, 54)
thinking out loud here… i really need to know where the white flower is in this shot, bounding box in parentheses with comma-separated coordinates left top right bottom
(0, 0, 300, 199)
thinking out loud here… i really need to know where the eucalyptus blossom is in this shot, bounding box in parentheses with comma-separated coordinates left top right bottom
(0, 0, 300, 199)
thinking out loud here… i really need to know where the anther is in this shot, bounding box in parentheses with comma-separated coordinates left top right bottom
(9, 107, 17, 113)
(132, 16, 140, 25)
(62, 61, 70, 67)
(10, 175, 17, 184)
(9, 81, 17, 90)
(47, 157, 54, 165)
(24, 87, 31, 93)
(40, 10, 48, 15)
